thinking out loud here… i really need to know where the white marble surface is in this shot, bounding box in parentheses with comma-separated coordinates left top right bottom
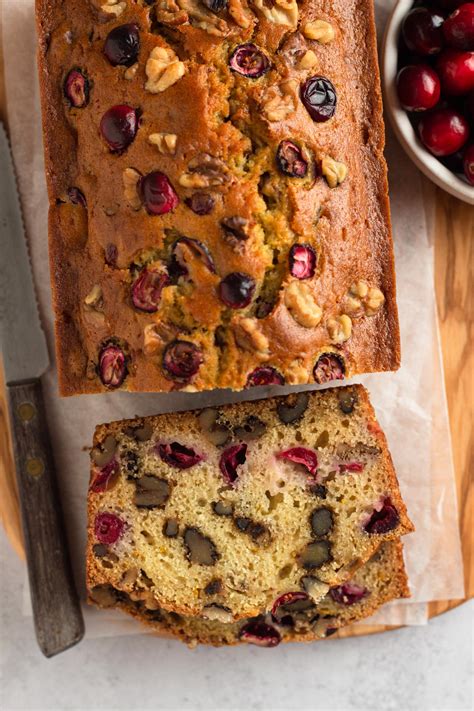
(1, 529, 472, 711)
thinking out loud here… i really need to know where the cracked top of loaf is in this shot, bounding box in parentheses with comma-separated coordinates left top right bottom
(36, 0, 400, 395)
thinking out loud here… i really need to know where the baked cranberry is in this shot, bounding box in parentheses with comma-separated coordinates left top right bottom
(246, 366, 285, 387)
(94, 512, 125, 544)
(277, 447, 318, 476)
(99, 343, 127, 388)
(131, 267, 169, 312)
(330, 582, 368, 605)
(276, 140, 308, 177)
(158, 442, 204, 469)
(184, 192, 215, 215)
(443, 3, 474, 49)
(402, 8, 445, 55)
(100, 105, 139, 153)
(202, 0, 228, 11)
(289, 244, 316, 279)
(364, 498, 400, 534)
(397, 65, 441, 111)
(90, 459, 119, 493)
(239, 619, 281, 647)
(271, 592, 310, 616)
(313, 353, 345, 383)
(300, 76, 337, 122)
(339, 461, 365, 473)
(104, 23, 140, 66)
(218, 272, 256, 308)
(169, 237, 216, 281)
(436, 49, 474, 95)
(219, 443, 247, 485)
(162, 340, 203, 380)
(67, 187, 86, 206)
(418, 108, 470, 155)
(463, 144, 474, 183)
(140, 171, 179, 215)
(229, 43, 270, 78)
(64, 68, 89, 108)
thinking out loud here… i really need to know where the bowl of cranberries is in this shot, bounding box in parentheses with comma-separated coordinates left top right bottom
(382, 0, 474, 204)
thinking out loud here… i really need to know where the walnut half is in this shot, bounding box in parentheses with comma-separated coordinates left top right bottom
(145, 47, 185, 94)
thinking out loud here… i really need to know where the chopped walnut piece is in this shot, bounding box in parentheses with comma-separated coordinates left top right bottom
(350, 280, 369, 299)
(148, 133, 178, 155)
(327, 314, 352, 343)
(179, 153, 229, 189)
(145, 47, 185, 94)
(143, 324, 162, 355)
(84, 285, 103, 310)
(262, 90, 296, 122)
(176, 0, 229, 35)
(122, 168, 142, 210)
(285, 359, 309, 384)
(302, 19, 335, 44)
(342, 293, 364, 318)
(252, 0, 298, 28)
(228, 0, 253, 28)
(321, 156, 348, 188)
(284, 281, 322, 328)
(365, 287, 385, 315)
(124, 63, 138, 81)
(101, 0, 127, 16)
(297, 50, 319, 71)
(233, 318, 269, 357)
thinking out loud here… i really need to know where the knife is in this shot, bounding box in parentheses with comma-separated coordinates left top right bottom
(0, 122, 84, 657)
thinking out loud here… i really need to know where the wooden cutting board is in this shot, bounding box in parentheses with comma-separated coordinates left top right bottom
(0, 28, 471, 638)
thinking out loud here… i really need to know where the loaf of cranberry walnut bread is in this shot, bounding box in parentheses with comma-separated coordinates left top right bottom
(36, 0, 399, 395)
(86, 385, 413, 621)
(90, 541, 410, 647)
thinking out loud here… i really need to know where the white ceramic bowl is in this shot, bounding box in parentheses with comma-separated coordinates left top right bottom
(381, 0, 474, 205)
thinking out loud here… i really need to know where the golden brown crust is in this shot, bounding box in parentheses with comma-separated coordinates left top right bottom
(36, 0, 400, 396)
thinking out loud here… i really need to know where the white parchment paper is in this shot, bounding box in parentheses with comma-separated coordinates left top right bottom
(3, 0, 464, 637)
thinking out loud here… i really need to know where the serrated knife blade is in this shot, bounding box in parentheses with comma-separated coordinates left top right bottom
(0, 122, 49, 383)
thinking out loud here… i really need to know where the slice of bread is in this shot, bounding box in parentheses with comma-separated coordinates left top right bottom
(87, 385, 413, 620)
(89, 541, 409, 647)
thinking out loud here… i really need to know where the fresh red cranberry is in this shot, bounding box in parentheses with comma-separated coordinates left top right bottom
(67, 187, 86, 206)
(99, 343, 127, 388)
(100, 105, 139, 153)
(313, 353, 345, 383)
(90, 459, 119, 493)
(300, 76, 337, 122)
(104, 23, 140, 66)
(229, 43, 270, 78)
(246, 366, 285, 388)
(64, 68, 89, 108)
(364, 498, 400, 534)
(158, 442, 204, 469)
(94, 512, 125, 544)
(418, 108, 470, 155)
(289, 244, 316, 279)
(402, 8, 445, 55)
(330, 582, 368, 605)
(131, 267, 169, 312)
(271, 591, 310, 616)
(397, 64, 441, 111)
(436, 49, 474, 95)
(162, 340, 203, 381)
(276, 141, 308, 177)
(169, 237, 216, 281)
(219, 443, 247, 485)
(277, 447, 318, 476)
(463, 143, 474, 183)
(339, 461, 365, 473)
(239, 619, 281, 647)
(184, 192, 215, 215)
(140, 171, 179, 215)
(218, 272, 256, 308)
(443, 3, 474, 49)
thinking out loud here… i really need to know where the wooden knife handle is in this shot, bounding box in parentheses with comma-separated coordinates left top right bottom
(7, 379, 84, 657)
